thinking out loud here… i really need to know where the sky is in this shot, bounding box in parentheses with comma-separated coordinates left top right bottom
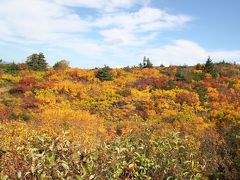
(0, 0, 239, 68)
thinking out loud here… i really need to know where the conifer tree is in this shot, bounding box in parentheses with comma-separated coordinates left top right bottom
(141, 56, 153, 68)
(96, 65, 113, 81)
(203, 56, 218, 78)
(26, 52, 48, 71)
(204, 57, 214, 73)
(146, 58, 153, 68)
(5, 62, 19, 74)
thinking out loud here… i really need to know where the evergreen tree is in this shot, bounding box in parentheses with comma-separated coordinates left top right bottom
(96, 65, 113, 81)
(195, 63, 202, 70)
(146, 58, 153, 68)
(141, 56, 153, 68)
(175, 67, 186, 81)
(143, 56, 147, 67)
(203, 57, 218, 78)
(0, 59, 3, 73)
(204, 57, 214, 73)
(26, 52, 48, 71)
(5, 62, 19, 74)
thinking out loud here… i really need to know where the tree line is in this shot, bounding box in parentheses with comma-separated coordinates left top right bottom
(0, 52, 233, 82)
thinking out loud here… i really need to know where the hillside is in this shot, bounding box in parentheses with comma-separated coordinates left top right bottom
(0, 59, 240, 179)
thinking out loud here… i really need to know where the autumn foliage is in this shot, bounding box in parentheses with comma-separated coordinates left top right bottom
(0, 60, 240, 179)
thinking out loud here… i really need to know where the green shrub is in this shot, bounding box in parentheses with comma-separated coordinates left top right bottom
(19, 113, 32, 121)
(96, 65, 113, 81)
(0, 134, 96, 179)
(0, 132, 206, 179)
(53, 60, 69, 70)
(2, 98, 16, 107)
(9, 112, 18, 120)
(8, 87, 18, 94)
(5, 62, 19, 75)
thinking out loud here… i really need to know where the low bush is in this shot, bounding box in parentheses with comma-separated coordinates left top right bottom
(0, 132, 206, 179)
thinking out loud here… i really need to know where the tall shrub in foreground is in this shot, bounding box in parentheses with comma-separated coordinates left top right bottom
(0, 132, 206, 179)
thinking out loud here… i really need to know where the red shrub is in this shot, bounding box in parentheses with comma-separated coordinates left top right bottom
(0, 103, 11, 122)
(16, 85, 32, 93)
(18, 63, 27, 70)
(34, 81, 55, 89)
(21, 77, 37, 86)
(133, 77, 168, 90)
(175, 81, 188, 88)
(21, 97, 41, 109)
(176, 91, 199, 106)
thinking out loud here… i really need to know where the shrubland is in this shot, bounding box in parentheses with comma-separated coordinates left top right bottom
(0, 56, 239, 179)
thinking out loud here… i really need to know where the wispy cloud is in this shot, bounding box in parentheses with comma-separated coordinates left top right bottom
(0, 0, 190, 45)
(0, 0, 239, 67)
(145, 40, 240, 66)
(97, 7, 191, 46)
(54, 0, 150, 12)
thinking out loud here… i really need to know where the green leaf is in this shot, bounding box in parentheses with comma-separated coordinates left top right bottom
(62, 161, 69, 170)
(17, 171, 22, 178)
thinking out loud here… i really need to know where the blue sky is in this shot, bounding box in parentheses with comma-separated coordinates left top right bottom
(0, 0, 239, 68)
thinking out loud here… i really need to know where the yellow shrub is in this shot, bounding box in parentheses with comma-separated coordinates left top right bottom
(0, 74, 21, 82)
(38, 107, 106, 147)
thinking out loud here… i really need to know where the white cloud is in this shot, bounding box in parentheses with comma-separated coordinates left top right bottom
(97, 7, 191, 46)
(0, 0, 192, 59)
(0, 0, 90, 45)
(0, 0, 239, 67)
(144, 40, 240, 66)
(54, 0, 149, 12)
(210, 50, 240, 60)
(95, 7, 192, 32)
(0, 0, 190, 47)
